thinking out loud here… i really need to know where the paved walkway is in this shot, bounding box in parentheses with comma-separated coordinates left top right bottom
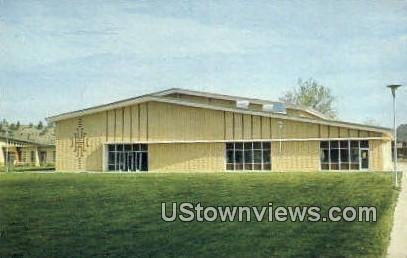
(387, 162, 407, 258)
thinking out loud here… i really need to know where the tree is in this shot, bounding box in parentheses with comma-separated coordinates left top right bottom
(37, 121, 44, 130)
(16, 121, 20, 129)
(397, 124, 407, 142)
(280, 78, 337, 118)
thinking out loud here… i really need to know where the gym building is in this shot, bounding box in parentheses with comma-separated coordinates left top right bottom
(47, 88, 393, 172)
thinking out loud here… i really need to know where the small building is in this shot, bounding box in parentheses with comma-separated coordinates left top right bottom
(0, 135, 55, 167)
(48, 88, 393, 172)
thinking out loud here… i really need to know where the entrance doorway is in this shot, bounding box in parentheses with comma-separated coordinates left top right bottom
(360, 148, 369, 170)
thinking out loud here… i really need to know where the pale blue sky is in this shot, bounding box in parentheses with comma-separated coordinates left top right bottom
(0, 0, 406, 126)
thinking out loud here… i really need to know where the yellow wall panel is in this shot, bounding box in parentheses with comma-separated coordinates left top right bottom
(260, 116, 271, 139)
(123, 106, 131, 142)
(252, 116, 261, 139)
(115, 108, 123, 142)
(225, 112, 234, 140)
(243, 114, 252, 139)
(149, 143, 224, 172)
(139, 103, 148, 141)
(272, 141, 320, 171)
(233, 113, 243, 140)
(107, 110, 115, 142)
(131, 104, 140, 141)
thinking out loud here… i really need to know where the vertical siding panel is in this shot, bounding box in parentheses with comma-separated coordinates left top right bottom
(243, 114, 251, 139)
(225, 112, 234, 140)
(261, 116, 271, 139)
(115, 108, 123, 142)
(339, 127, 348, 138)
(320, 125, 328, 138)
(139, 103, 148, 141)
(131, 104, 139, 142)
(252, 115, 261, 139)
(107, 110, 115, 142)
(330, 126, 339, 138)
(234, 113, 243, 140)
(123, 106, 131, 142)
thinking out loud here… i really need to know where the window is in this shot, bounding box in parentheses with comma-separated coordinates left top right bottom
(107, 144, 148, 172)
(320, 140, 369, 171)
(226, 142, 271, 171)
(31, 151, 35, 163)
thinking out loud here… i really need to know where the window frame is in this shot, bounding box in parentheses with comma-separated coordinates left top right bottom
(320, 140, 369, 171)
(225, 141, 271, 171)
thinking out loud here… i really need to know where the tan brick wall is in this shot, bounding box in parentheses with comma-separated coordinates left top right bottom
(271, 141, 320, 171)
(149, 143, 224, 172)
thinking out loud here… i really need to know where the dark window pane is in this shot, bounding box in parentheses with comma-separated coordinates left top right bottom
(331, 163, 339, 170)
(321, 149, 329, 163)
(108, 164, 115, 171)
(351, 163, 360, 170)
(226, 143, 234, 150)
(124, 144, 132, 151)
(244, 142, 252, 150)
(351, 148, 359, 162)
(263, 150, 271, 163)
(263, 142, 271, 149)
(330, 149, 339, 162)
(340, 141, 348, 148)
(235, 151, 243, 163)
(235, 142, 243, 150)
(253, 164, 262, 170)
(340, 149, 349, 162)
(117, 144, 123, 151)
(108, 145, 115, 151)
(253, 150, 262, 163)
(360, 140, 369, 148)
(140, 144, 148, 151)
(351, 141, 359, 147)
(226, 150, 234, 164)
(253, 142, 262, 149)
(320, 141, 329, 148)
(244, 150, 252, 163)
(321, 163, 329, 170)
(235, 164, 244, 170)
(108, 152, 115, 164)
(330, 141, 339, 148)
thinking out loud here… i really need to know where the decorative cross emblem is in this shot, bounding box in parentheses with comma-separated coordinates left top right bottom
(71, 118, 89, 168)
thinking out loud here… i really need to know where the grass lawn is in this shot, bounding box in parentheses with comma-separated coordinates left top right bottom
(0, 172, 398, 257)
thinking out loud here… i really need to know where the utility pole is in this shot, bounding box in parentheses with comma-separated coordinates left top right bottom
(387, 84, 402, 187)
(5, 128, 9, 172)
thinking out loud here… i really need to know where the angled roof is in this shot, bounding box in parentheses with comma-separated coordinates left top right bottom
(47, 88, 391, 134)
(0, 134, 54, 146)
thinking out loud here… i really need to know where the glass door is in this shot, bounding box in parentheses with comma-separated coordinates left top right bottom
(360, 148, 369, 170)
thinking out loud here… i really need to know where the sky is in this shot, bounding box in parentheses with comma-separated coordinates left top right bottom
(0, 0, 406, 127)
